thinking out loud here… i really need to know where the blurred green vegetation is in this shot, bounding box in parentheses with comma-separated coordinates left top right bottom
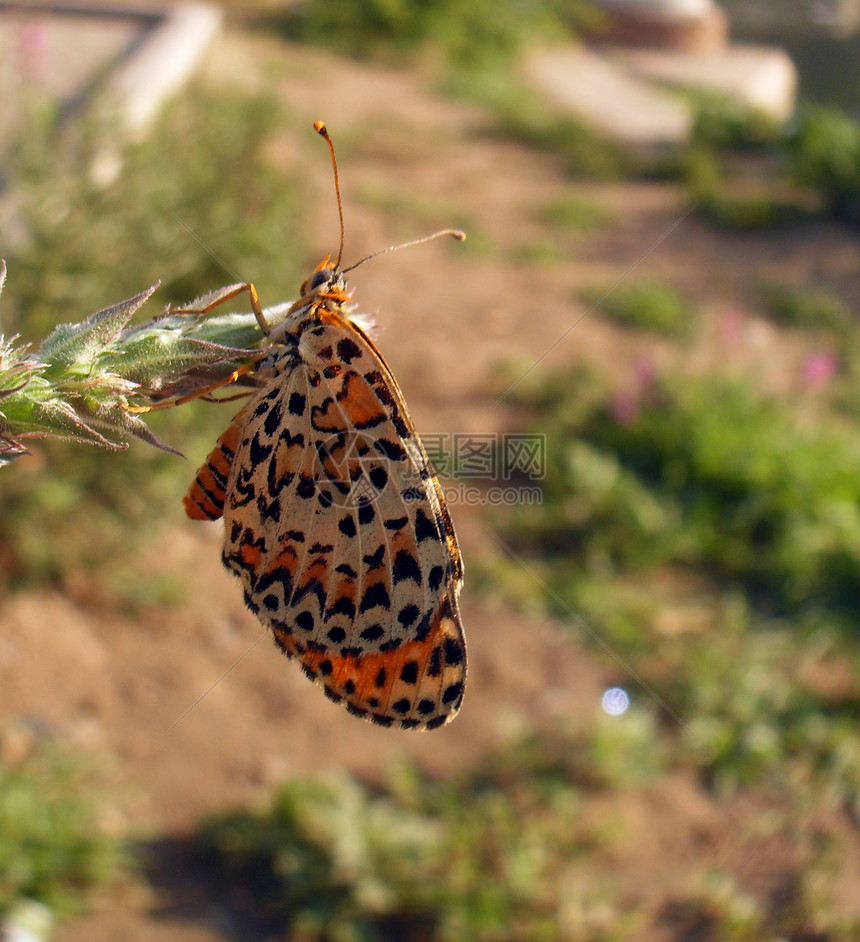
(270, 0, 593, 68)
(789, 107, 860, 222)
(483, 362, 860, 812)
(196, 728, 655, 942)
(535, 192, 615, 234)
(583, 278, 696, 336)
(194, 713, 856, 941)
(500, 369, 860, 617)
(760, 283, 852, 334)
(684, 99, 860, 229)
(0, 738, 123, 918)
(0, 88, 307, 599)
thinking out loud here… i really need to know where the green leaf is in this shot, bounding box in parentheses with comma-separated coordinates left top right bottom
(39, 283, 160, 379)
(0, 267, 278, 466)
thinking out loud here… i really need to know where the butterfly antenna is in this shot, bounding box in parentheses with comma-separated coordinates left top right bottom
(314, 121, 345, 270)
(342, 229, 466, 275)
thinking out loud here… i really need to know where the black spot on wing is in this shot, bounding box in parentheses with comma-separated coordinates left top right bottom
(338, 514, 357, 538)
(374, 438, 407, 462)
(392, 549, 421, 585)
(414, 508, 438, 543)
(357, 501, 376, 526)
(427, 645, 442, 677)
(263, 403, 283, 437)
(295, 610, 315, 634)
(359, 582, 391, 613)
(297, 474, 315, 499)
(444, 635, 465, 667)
(362, 544, 385, 571)
(398, 604, 419, 628)
(360, 623, 384, 642)
(369, 465, 388, 490)
(327, 595, 356, 620)
(249, 432, 272, 465)
(336, 337, 362, 364)
(428, 565, 444, 592)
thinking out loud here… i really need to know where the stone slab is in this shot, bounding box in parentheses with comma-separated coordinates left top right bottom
(0, 1, 221, 154)
(592, 0, 729, 52)
(617, 43, 798, 121)
(524, 45, 692, 152)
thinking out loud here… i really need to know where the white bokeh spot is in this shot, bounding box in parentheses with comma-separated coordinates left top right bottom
(601, 686, 630, 716)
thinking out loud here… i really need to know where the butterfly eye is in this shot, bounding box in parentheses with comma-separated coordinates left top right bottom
(309, 269, 332, 291)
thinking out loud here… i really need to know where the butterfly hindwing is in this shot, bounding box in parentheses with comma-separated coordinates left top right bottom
(184, 403, 250, 522)
(187, 308, 466, 729)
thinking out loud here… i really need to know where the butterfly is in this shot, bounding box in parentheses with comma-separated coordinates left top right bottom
(181, 123, 466, 729)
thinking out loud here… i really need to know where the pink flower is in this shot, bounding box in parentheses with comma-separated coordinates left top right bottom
(717, 305, 744, 348)
(611, 358, 657, 426)
(803, 350, 838, 388)
(634, 356, 656, 390)
(611, 390, 639, 426)
(18, 19, 49, 85)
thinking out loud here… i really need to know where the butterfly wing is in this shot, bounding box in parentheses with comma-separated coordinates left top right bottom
(186, 310, 466, 729)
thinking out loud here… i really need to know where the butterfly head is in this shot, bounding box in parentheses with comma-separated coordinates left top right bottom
(298, 254, 350, 304)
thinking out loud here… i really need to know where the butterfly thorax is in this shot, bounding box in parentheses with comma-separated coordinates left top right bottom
(257, 260, 352, 381)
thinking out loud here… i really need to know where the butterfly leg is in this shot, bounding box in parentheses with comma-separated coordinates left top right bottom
(126, 282, 271, 414)
(170, 282, 270, 335)
(125, 358, 261, 413)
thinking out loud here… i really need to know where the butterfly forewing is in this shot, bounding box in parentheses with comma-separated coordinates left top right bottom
(186, 307, 466, 729)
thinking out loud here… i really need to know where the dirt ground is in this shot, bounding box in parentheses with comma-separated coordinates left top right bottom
(3, 25, 860, 942)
